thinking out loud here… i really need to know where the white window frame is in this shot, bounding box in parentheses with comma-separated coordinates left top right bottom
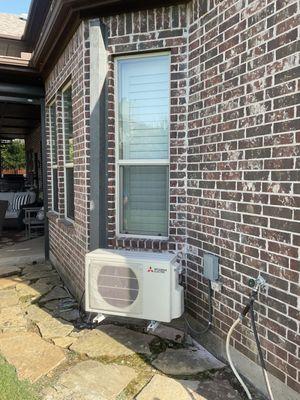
(62, 81, 74, 222)
(49, 99, 58, 213)
(115, 52, 170, 240)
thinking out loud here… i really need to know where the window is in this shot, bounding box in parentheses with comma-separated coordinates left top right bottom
(49, 101, 58, 212)
(116, 54, 170, 237)
(62, 83, 74, 220)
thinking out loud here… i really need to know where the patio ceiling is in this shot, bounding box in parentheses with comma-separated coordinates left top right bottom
(0, 82, 44, 140)
(0, 101, 41, 140)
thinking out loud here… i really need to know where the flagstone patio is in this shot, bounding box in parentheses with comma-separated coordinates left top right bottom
(0, 261, 263, 400)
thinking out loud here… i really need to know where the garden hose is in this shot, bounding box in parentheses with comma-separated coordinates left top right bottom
(226, 317, 252, 399)
(226, 276, 275, 400)
(249, 303, 275, 400)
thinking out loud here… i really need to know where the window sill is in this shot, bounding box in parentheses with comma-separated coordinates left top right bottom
(114, 236, 170, 251)
(47, 211, 60, 222)
(117, 234, 169, 241)
(57, 217, 75, 233)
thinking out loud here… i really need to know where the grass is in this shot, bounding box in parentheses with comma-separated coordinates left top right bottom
(0, 355, 39, 400)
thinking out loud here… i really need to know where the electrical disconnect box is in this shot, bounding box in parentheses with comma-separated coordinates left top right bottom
(203, 253, 219, 281)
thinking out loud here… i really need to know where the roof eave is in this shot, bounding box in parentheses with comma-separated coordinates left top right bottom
(31, 0, 190, 76)
(23, 0, 51, 49)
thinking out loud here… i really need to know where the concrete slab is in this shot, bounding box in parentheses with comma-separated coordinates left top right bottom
(0, 236, 45, 267)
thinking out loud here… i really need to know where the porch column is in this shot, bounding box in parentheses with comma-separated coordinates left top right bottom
(89, 19, 108, 250)
(40, 99, 49, 259)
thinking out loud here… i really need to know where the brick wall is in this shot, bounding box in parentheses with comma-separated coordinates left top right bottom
(103, 5, 189, 253)
(44, 0, 300, 393)
(186, 0, 300, 393)
(45, 22, 90, 298)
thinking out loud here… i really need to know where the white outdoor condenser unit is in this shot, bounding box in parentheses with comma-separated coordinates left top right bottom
(85, 249, 184, 322)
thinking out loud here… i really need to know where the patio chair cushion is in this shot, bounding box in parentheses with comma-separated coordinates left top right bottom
(0, 192, 15, 207)
(11, 193, 31, 211)
(0, 191, 36, 219)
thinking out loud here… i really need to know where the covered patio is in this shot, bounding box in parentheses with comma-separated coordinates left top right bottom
(0, 83, 47, 250)
(0, 8, 48, 259)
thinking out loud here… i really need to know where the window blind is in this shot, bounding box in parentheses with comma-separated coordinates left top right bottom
(117, 54, 170, 237)
(119, 56, 169, 160)
(121, 165, 168, 236)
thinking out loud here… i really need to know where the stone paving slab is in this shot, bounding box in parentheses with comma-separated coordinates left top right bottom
(70, 324, 154, 358)
(0, 305, 28, 332)
(23, 270, 58, 281)
(0, 332, 66, 382)
(197, 375, 243, 400)
(16, 280, 52, 302)
(0, 275, 23, 290)
(43, 298, 78, 311)
(26, 304, 52, 323)
(0, 262, 248, 400)
(37, 317, 74, 339)
(151, 325, 185, 343)
(43, 360, 137, 400)
(22, 264, 52, 275)
(0, 265, 21, 278)
(52, 336, 77, 349)
(136, 374, 205, 400)
(37, 275, 63, 287)
(53, 308, 80, 322)
(39, 286, 71, 304)
(152, 347, 225, 376)
(0, 289, 19, 308)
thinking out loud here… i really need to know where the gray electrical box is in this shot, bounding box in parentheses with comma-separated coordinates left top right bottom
(203, 253, 219, 281)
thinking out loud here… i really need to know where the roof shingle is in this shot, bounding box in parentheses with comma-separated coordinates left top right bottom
(0, 14, 27, 38)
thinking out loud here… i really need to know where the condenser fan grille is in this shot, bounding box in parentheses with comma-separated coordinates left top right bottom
(97, 265, 139, 308)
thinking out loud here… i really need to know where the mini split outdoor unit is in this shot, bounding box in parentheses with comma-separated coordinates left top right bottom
(85, 249, 184, 323)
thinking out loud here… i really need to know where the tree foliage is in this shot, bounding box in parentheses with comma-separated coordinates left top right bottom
(1, 140, 26, 171)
